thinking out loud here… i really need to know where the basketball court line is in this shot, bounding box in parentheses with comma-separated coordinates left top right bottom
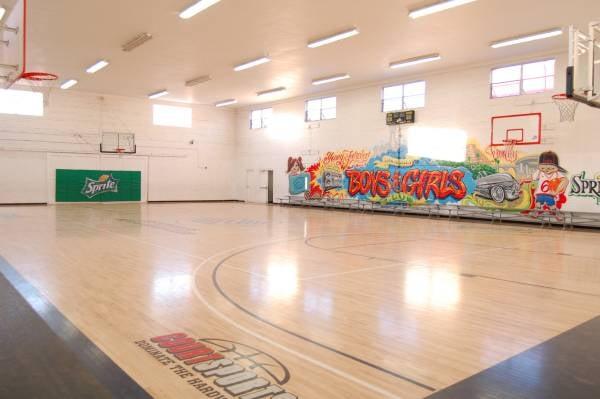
(192, 236, 437, 399)
(302, 235, 600, 296)
(474, 275, 600, 298)
(205, 234, 571, 394)
(301, 235, 558, 281)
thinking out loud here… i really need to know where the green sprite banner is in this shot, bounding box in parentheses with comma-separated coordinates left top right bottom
(56, 169, 141, 202)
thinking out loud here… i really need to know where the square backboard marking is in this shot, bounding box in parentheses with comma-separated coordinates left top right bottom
(1, 0, 24, 88)
(490, 113, 542, 147)
(505, 129, 524, 143)
(100, 132, 137, 154)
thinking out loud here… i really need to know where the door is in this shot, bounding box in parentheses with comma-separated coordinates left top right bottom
(245, 169, 268, 203)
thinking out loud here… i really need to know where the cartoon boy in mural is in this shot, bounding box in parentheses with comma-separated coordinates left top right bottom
(531, 151, 568, 214)
(287, 157, 309, 195)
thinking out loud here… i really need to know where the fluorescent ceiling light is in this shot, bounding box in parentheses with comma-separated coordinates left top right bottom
(409, 0, 477, 19)
(0, 7, 6, 21)
(60, 79, 78, 90)
(179, 0, 222, 19)
(215, 99, 237, 107)
(312, 74, 350, 86)
(122, 33, 153, 52)
(86, 60, 109, 74)
(308, 28, 359, 48)
(390, 54, 442, 69)
(234, 57, 270, 72)
(185, 75, 211, 87)
(257, 87, 286, 97)
(148, 90, 168, 100)
(491, 28, 563, 49)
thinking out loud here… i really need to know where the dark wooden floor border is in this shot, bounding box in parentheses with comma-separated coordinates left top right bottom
(0, 255, 153, 399)
(426, 315, 600, 399)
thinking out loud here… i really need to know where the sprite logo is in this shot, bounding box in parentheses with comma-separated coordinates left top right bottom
(81, 174, 119, 198)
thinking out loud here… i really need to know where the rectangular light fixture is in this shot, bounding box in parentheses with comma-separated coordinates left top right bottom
(490, 28, 563, 49)
(148, 90, 169, 100)
(0, 7, 6, 21)
(308, 28, 359, 48)
(185, 75, 211, 87)
(257, 87, 286, 97)
(390, 54, 442, 69)
(60, 79, 78, 90)
(122, 33, 153, 52)
(234, 57, 270, 72)
(312, 74, 350, 86)
(179, 0, 222, 19)
(86, 60, 109, 74)
(215, 99, 237, 107)
(409, 0, 477, 19)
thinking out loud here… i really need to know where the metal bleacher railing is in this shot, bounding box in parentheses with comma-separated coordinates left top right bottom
(278, 196, 600, 229)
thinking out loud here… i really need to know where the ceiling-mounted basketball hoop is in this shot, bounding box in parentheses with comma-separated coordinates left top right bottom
(1, 0, 59, 101)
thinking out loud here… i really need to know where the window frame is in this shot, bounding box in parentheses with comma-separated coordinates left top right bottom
(381, 80, 426, 113)
(250, 107, 273, 130)
(490, 58, 555, 99)
(305, 96, 337, 122)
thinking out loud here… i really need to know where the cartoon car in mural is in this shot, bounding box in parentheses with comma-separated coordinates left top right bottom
(474, 173, 521, 203)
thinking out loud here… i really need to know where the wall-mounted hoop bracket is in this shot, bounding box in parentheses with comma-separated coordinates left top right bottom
(0, 25, 19, 34)
(0, 63, 19, 71)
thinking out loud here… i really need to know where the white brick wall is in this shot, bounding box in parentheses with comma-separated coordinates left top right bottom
(235, 51, 600, 213)
(0, 89, 237, 203)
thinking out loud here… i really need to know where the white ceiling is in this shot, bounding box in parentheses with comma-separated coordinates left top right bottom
(8, 0, 600, 107)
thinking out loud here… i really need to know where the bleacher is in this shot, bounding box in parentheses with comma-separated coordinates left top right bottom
(278, 196, 600, 229)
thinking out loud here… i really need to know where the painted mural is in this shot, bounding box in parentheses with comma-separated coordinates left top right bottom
(570, 172, 600, 205)
(287, 140, 570, 214)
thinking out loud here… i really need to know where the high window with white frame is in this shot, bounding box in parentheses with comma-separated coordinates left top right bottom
(250, 108, 272, 129)
(491, 59, 555, 98)
(305, 96, 336, 122)
(153, 104, 192, 128)
(0, 89, 44, 117)
(382, 81, 426, 112)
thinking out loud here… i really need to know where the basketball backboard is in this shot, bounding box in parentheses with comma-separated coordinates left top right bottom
(491, 113, 542, 146)
(0, 0, 24, 88)
(567, 22, 600, 108)
(100, 132, 137, 154)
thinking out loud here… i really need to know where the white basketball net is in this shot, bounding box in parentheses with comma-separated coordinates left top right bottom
(553, 94, 579, 122)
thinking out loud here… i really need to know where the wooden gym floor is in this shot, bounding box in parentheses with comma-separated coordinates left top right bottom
(0, 202, 599, 398)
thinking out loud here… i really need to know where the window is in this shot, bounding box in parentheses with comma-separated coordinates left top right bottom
(305, 97, 336, 122)
(0, 89, 44, 116)
(382, 81, 426, 112)
(153, 104, 192, 128)
(491, 59, 555, 98)
(250, 108, 272, 129)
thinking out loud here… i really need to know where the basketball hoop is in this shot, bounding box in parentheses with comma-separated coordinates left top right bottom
(19, 71, 59, 106)
(552, 93, 579, 122)
(20, 71, 58, 81)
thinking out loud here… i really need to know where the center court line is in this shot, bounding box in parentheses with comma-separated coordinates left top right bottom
(193, 235, 435, 399)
